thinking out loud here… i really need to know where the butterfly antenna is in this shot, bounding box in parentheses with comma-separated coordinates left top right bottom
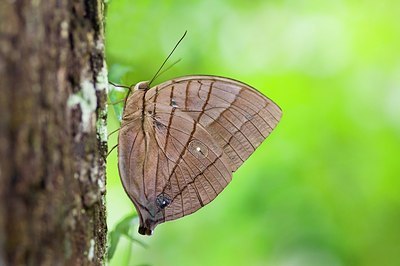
(153, 58, 182, 80)
(148, 30, 187, 87)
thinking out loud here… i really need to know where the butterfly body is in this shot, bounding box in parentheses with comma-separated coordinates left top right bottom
(118, 76, 282, 235)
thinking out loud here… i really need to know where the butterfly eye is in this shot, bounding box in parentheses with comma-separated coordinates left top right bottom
(156, 193, 171, 209)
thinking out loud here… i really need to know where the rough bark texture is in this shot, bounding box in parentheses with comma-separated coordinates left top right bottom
(0, 0, 108, 265)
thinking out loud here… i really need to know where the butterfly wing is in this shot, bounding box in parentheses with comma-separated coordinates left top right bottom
(118, 89, 232, 235)
(119, 76, 282, 235)
(146, 75, 282, 171)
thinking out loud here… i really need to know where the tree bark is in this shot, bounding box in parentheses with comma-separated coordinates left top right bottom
(0, 0, 107, 265)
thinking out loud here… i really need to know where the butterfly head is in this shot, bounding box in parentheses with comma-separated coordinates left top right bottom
(134, 81, 150, 91)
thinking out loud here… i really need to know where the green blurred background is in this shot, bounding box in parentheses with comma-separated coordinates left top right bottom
(105, 0, 400, 265)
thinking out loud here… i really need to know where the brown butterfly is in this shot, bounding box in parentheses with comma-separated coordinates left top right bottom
(117, 75, 282, 235)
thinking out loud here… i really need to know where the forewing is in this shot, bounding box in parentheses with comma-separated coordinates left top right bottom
(146, 76, 282, 171)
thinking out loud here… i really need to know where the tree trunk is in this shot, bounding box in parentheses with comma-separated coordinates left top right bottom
(0, 0, 107, 265)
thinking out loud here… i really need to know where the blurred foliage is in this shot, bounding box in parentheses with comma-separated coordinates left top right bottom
(105, 0, 400, 265)
(108, 83, 129, 122)
(107, 213, 146, 262)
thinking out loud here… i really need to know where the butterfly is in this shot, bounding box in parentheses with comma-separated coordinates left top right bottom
(117, 75, 282, 235)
